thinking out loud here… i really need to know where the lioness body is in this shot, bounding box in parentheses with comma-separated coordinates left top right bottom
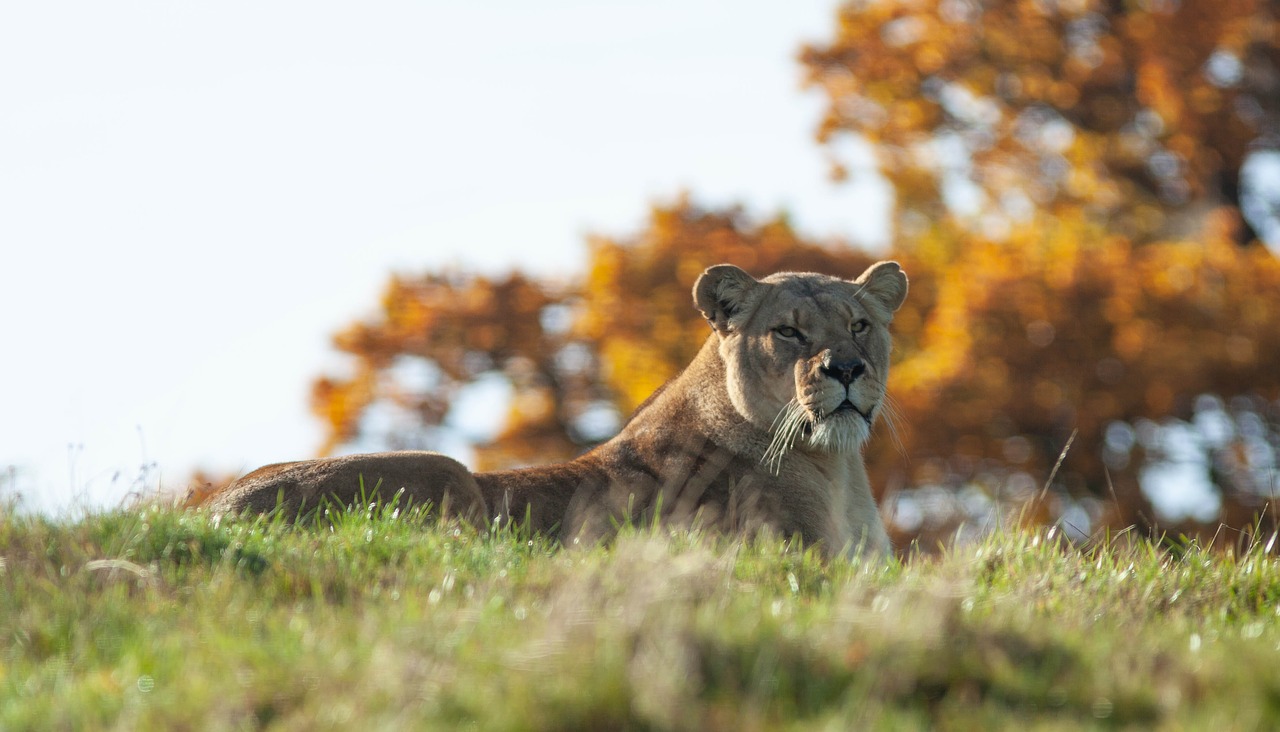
(204, 262, 907, 557)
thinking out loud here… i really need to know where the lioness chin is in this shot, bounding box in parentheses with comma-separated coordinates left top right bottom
(202, 261, 907, 558)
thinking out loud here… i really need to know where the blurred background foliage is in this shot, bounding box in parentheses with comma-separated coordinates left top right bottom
(304, 0, 1280, 548)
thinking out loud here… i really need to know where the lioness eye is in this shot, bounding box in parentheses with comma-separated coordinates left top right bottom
(851, 320, 870, 335)
(775, 326, 803, 340)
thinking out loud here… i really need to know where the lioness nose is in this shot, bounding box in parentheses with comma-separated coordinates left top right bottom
(821, 357, 866, 386)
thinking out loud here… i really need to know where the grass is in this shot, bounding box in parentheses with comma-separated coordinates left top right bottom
(4, 502, 1280, 731)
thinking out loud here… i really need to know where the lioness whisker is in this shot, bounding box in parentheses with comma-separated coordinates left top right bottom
(878, 393, 908, 457)
(764, 411, 796, 473)
(766, 400, 795, 433)
(763, 400, 808, 475)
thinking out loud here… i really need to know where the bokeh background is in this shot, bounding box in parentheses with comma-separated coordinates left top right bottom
(6, 1, 1280, 548)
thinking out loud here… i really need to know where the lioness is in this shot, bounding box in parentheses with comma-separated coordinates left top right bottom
(203, 261, 907, 557)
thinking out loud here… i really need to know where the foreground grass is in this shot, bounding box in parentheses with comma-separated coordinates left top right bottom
(3, 504, 1280, 731)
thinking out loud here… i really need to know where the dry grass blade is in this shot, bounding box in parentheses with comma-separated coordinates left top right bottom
(1037, 428, 1078, 506)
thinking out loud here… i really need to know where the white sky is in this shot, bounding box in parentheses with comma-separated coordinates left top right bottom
(1, 1, 893, 514)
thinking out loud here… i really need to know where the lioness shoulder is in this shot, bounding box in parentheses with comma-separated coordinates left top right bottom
(202, 261, 907, 558)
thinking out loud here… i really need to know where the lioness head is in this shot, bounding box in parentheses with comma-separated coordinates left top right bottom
(694, 262, 907, 471)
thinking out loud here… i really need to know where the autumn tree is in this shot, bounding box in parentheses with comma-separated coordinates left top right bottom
(799, 0, 1280, 535)
(308, 1, 1280, 543)
(310, 271, 606, 471)
(888, 226, 1280, 535)
(800, 0, 1280, 247)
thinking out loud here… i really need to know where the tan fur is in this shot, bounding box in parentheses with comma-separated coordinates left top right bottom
(202, 262, 908, 558)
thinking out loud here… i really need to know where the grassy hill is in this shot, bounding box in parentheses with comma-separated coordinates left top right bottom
(3, 503, 1280, 730)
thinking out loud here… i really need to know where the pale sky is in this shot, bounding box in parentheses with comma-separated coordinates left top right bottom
(1, 1, 893, 514)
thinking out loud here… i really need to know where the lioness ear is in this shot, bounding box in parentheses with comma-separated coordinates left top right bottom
(693, 264, 761, 334)
(854, 261, 908, 321)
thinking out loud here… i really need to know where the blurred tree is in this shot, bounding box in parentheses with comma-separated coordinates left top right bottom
(799, 0, 1280, 248)
(303, 1, 1280, 545)
(310, 271, 609, 471)
(799, 0, 1280, 538)
(885, 222, 1280, 539)
(309, 196, 1280, 543)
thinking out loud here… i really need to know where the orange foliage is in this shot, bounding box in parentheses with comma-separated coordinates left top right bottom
(310, 197, 1280, 542)
(311, 272, 600, 470)
(800, 0, 1279, 245)
(887, 222, 1280, 535)
(306, 1, 1280, 544)
(797, 0, 1280, 539)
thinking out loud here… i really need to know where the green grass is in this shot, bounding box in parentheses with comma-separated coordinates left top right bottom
(4, 503, 1280, 731)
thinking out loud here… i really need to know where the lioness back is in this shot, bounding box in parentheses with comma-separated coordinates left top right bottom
(200, 261, 907, 558)
(203, 451, 489, 525)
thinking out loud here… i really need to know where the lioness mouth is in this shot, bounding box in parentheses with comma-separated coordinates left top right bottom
(832, 400, 874, 425)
